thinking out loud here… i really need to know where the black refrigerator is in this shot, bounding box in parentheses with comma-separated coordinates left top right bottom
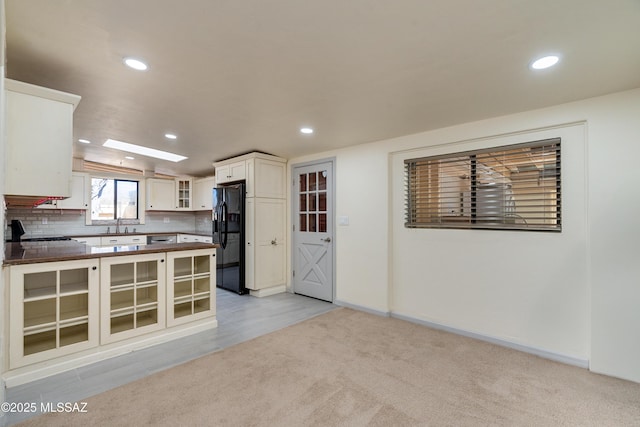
(212, 183, 247, 294)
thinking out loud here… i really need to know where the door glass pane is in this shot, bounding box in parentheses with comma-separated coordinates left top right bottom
(319, 214, 327, 232)
(300, 194, 307, 212)
(319, 192, 326, 212)
(318, 170, 327, 191)
(309, 193, 317, 211)
(309, 213, 317, 232)
(309, 173, 317, 192)
(299, 214, 307, 232)
(299, 174, 307, 192)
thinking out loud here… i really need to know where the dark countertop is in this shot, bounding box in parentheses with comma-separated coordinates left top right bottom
(3, 240, 218, 266)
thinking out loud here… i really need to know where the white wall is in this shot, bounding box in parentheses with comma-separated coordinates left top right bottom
(288, 87, 640, 383)
(390, 123, 588, 363)
(587, 91, 640, 382)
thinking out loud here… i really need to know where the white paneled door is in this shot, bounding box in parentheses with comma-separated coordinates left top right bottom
(293, 162, 334, 302)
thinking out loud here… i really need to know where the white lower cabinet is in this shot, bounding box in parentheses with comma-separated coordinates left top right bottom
(6, 249, 217, 374)
(100, 235, 147, 246)
(177, 234, 213, 243)
(72, 236, 101, 246)
(8, 259, 100, 369)
(100, 253, 166, 344)
(166, 249, 216, 327)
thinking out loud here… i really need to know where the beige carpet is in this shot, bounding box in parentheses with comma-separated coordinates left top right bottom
(19, 308, 640, 426)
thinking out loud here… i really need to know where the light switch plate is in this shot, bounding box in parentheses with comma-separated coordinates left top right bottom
(338, 216, 349, 226)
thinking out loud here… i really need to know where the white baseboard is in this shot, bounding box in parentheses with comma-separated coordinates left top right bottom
(3, 318, 218, 387)
(333, 299, 390, 317)
(250, 285, 286, 298)
(390, 312, 589, 369)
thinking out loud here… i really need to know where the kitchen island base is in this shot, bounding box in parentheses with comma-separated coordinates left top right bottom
(2, 243, 217, 386)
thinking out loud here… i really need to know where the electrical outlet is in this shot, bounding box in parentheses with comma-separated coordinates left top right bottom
(163, 217, 170, 223)
(42, 217, 48, 225)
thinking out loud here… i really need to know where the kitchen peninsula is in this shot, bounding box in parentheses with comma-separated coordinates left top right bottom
(2, 240, 218, 386)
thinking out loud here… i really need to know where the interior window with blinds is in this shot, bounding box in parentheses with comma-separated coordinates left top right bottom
(405, 138, 561, 231)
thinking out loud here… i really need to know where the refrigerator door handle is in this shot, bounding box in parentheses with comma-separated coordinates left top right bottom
(221, 201, 228, 249)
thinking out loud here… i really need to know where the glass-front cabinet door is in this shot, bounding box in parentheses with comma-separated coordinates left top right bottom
(166, 249, 216, 327)
(100, 253, 166, 344)
(9, 259, 100, 369)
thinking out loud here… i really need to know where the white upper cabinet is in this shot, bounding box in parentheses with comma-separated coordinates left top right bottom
(37, 172, 88, 210)
(193, 176, 216, 210)
(58, 172, 89, 209)
(214, 161, 246, 185)
(213, 153, 286, 195)
(4, 79, 81, 198)
(246, 158, 286, 198)
(146, 178, 176, 211)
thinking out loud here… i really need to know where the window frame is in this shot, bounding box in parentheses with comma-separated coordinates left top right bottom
(404, 138, 561, 232)
(85, 174, 146, 226)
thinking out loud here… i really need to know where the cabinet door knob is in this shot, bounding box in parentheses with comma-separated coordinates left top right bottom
(271, 239, 277, 245)
(160, 259, 165, 263)
(92, 266, 97, 270)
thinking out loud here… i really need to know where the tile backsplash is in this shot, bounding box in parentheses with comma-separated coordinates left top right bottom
(6, 208, 213, 240)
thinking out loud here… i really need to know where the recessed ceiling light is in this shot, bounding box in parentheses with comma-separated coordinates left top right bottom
(165, 133, 177, 140)
(103, 139, 187, 162)
(300, 127, 314, 134)
(124, 57, 148, 71)
(78, 139, 91, 144)
(531, 55, 560, 70)
(125, 156, 135, 160)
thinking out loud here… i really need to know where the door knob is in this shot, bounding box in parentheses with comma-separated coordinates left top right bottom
(321, 237, 332, 243)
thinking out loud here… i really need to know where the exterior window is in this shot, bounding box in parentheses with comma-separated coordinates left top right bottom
(91, 178, 139, 221)
(405, 138, 561, 231)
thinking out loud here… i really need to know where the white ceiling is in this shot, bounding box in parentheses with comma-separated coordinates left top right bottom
(5, 0, 640, 177)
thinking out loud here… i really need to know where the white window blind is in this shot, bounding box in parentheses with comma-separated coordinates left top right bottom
(405, 138, 561, 231)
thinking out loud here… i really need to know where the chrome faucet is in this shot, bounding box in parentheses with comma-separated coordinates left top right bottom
(115, 217, 121, 234)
